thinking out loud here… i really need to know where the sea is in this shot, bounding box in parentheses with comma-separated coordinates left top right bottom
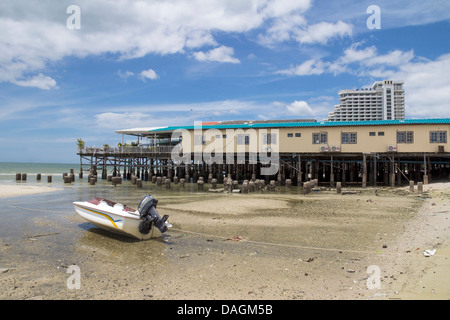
(0, 161, 80, 179)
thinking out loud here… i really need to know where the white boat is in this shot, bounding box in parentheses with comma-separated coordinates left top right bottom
(73, 195, 171, 240)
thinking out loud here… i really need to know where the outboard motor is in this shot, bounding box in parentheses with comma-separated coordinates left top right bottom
(137, 195, 170, 234)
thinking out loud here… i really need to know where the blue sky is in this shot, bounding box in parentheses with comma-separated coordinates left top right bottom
(1, 0, 450, 163)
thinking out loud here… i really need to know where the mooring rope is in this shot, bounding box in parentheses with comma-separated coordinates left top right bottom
(9, 205, 72, 213)
(8, 204, 388, 255)
(169, 227, 380, 255)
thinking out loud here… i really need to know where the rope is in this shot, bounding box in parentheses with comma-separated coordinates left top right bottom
(9, 205, 72, 214)
(169, 227, 379, 255)
(8, 205, 396, 256)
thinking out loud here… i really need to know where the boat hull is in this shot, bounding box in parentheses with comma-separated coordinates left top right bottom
(73, 201, 162, 240)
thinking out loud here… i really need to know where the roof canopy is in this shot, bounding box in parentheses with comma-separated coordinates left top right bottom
(115, 118, 450, 137)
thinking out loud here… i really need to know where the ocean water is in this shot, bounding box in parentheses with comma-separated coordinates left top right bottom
(0, 162, 80, 176)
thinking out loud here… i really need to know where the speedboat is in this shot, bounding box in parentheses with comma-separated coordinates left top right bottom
(73, 194, 171, 240)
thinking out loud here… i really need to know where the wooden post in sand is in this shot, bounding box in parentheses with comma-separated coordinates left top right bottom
(336, 182, 342, 194)
(417, 182, 423, 194)
(362, 154, 367, 188)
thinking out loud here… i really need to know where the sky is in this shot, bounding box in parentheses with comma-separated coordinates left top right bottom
(1, 0, 450, 163)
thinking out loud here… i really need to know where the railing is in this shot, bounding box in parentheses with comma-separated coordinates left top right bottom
(79, 145, 177, 155)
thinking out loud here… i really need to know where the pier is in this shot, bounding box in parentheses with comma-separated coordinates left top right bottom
(75, 145, 450, 190)
(71, 119, 450, 190)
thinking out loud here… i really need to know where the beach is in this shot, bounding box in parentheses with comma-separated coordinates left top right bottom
(0, 178, 449, 300)
(0, 184, 61, 198)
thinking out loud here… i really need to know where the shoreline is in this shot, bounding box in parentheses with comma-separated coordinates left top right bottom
(0, 184, 61, 198)
(375, 182, 450, 299)
(0, 180, 449, 300)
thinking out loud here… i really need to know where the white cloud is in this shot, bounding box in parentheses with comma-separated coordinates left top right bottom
(286, 100, 314, 116)
(277, 44, 416, 77)
(257, 14, 307, 46)
(394, 54, 450, 118)
(277, 43, 450, 118)
(95, 112, 155, 129)
(294, 21, 353, 44)
(276, 59, 325, 76)
(193, 46, 240, 64)
(0, 0, 313, 88)
(12, 74, 58, 90)
(116, 70, 135, 81)
(140, 69, 159, 81)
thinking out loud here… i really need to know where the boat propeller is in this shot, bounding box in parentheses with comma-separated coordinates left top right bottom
(137, 195, 170, 234)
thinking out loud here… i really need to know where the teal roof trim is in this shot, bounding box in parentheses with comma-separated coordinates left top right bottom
(147, 118, 450, 133)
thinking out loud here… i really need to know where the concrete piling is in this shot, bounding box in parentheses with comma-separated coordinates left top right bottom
(418, 182, 423, 194)
(242, 180, 248, 193)
(303, 181, 311, 194)
(249, 180, 255, 192)
(269, 180, 276, 191)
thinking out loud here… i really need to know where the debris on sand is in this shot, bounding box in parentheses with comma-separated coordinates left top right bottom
(225, 235, 245, 241)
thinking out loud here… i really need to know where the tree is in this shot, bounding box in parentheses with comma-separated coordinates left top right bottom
(76, 138, 85, 151)
(76, 138, 85, 178)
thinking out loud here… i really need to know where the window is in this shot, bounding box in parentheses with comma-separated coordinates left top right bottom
(287, 133, 293, 138)
(378, 132, 385, 136)
(369, 132, 376, 136)
(312, 132, 328, 144)
(397, 131, 414, 144)
(194, 135, 205, 145)
(430, 131, 447, 143)
(222, 134, 227, 139)
(342, 132, 357, 144)
(263, 133, 277, 145)
(237, 134, 250, 145)
(295, 133, 301, 137)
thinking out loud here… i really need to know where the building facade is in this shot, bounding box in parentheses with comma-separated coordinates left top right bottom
(78, 118, 450, 188)
(327, 80, 405, 121)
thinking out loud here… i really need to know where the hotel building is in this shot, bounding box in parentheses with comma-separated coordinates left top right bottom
(327, 80, 405, 121)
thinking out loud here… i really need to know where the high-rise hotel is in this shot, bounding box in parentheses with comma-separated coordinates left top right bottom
(327, 80, 405, 121)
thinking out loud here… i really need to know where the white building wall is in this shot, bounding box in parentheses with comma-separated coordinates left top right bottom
(327, 80, 405, 122)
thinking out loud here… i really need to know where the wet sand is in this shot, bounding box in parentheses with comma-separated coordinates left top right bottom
(0, 184, 61, 198)
(0, 180, 449, 300)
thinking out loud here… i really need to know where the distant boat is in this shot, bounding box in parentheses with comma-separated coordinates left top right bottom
(73, 195, 171, 240)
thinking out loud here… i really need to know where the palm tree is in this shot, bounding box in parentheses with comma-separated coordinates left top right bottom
(76, 138, 85, 152)
(76, 138, 85, 178)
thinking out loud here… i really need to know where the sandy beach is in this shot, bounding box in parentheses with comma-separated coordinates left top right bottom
(0, 184, 61, 198)
(0, 180, 449, 300)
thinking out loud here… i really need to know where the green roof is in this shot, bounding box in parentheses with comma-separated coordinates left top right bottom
(147, 118, 450, 133)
